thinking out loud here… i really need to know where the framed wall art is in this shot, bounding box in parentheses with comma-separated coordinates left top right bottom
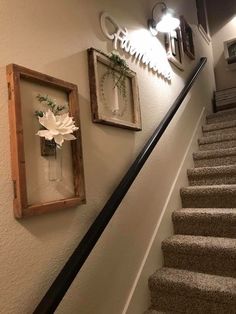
(165, 27, 184, 71)
(7, 64, 86, 218)
(180, 16, 195, 60)
(87, 48, 142, 131)
(224, 38, 236, 70)
(196, 0, 211, 44)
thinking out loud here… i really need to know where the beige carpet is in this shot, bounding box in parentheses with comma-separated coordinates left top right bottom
(146, 106, 236, 313)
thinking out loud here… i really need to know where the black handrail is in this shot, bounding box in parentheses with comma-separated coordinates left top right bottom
(34, 57, 207, 314)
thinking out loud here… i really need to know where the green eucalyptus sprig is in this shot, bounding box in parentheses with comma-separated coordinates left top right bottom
(34, 94, 67, 117)
(108, 52, 132, 99)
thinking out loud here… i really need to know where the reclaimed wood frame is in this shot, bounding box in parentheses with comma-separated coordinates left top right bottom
(7, 64, 86, 218)
(87, 48, 142, 131)
(165, 27, 184, 71)
(180, 16, 195, 60)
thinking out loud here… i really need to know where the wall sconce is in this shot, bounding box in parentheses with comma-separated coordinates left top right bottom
(148, 1, 180, 35)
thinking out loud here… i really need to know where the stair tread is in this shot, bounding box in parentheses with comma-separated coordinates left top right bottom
(162, 235, 236, 256)
(202, 119, 236, 132)
(193, 147, 236, 159)
(206, 108, 236, 124)
(144, 311, 167, 314)
(181, 184, 236, 193)
(172, 208, 236, 237)
(173, 207, 236, 217)
(147, 108, 236, 313)
(199, 133, 236, 145)
(144, 311, 172, 314)
(188, 164, 236, 176)
(149, 268, 236, 302)
(181, 185, 236, 208)
(207, 108, 236, 120)
(215, 87, 236, 97)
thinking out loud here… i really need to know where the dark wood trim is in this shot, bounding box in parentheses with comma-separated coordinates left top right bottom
(180, 16, 195, 60)
(165, 27, 184, 71)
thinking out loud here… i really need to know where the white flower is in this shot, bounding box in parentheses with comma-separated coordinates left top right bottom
(36, 109, 79, 147)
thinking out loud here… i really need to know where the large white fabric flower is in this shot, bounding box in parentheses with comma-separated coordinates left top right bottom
(36, 109, 79, 146)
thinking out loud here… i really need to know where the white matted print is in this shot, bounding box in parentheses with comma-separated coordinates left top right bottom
(87, 48, 142, 131)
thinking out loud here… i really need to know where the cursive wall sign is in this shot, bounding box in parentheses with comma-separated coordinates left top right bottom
(100, 12, 172, 80)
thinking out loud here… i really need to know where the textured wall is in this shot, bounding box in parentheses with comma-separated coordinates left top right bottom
(0, 1, 215, 313)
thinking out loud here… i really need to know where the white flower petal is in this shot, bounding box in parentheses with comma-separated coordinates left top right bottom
(49, 129, 60, 135)
(36, 109, 78, 147)
(63, 134, 76, 140)
(38, 110, 56, 130)
(54, 134, 64, 146)
(36, 130, 54, 140)
(44, 110, 57, 129)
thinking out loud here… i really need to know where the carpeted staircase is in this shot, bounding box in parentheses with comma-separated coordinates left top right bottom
(146, 107, 236, 313)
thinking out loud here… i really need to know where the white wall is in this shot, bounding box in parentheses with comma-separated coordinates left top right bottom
(0, 1, 215, 314)
(207, 0, 236, 89)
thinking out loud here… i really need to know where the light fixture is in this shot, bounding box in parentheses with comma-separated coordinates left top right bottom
(148, 2, 180, 35)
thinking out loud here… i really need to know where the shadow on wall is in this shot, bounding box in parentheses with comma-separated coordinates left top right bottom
(206, 0, 236, 36)
(214, 52, 236, 89)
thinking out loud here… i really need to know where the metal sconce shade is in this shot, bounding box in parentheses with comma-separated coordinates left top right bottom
(148, 1, 180, 35)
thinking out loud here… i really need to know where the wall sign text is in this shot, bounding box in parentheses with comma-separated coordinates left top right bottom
(100, 12, 171, 80)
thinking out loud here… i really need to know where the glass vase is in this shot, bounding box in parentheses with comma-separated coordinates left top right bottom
(48, 147, 62, 182)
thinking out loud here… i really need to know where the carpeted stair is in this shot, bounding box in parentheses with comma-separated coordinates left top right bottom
(147, 106, 236, 313)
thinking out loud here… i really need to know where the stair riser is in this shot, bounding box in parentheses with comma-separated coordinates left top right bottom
(181, 192, 236, 208)
(216, 103, 236, 111)
(173, 221, 236, 238)
(207, 115, 236, 124)
(188, 175, 236, 186)
(203, 127, 236, 137)
(150, 292, 236, 313)
(199, 140, 236, 151)
(193, 155, 236, 167)
(163, 252, 236, 278)
(144, 311, 173, 314)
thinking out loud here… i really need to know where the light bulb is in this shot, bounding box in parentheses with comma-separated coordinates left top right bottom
(156, 13, 180, 33)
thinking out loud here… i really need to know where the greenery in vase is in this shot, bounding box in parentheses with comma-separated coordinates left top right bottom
(35, 94, 78, 147)
(107, 52, 132, 99)
(34, 94, 66, 118)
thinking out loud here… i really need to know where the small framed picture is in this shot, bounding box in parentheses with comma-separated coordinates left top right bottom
(196, 0, 211, 44)
(165, 27, 184, 71)
(180, 16, 195, 60)
(87, 48, 142, 131)
(224, 38, 236, 63)
(6, 64, 86, 218)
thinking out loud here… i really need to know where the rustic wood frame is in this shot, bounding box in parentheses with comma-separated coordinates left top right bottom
(87, 48, 142, 131)
(180, 16, 195, 60)
(7, 64, 86, 218)
(165, 27, 184, 71)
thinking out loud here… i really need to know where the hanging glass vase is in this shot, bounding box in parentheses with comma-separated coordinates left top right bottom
(48, 147, 62, 182)
(40, 138, 62, 182)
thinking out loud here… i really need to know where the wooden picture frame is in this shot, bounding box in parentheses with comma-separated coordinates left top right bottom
(180, 16, 195, 60)
(196, 0, 211, 44)
(87, 48, 142, 131)
(165, 27, 184, 71)
(7, 64, 86, 218)
(224, 38, 236, 70)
